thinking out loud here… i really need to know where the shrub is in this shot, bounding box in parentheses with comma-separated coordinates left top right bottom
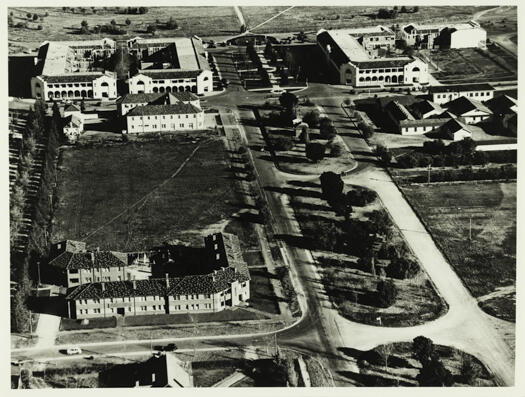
(125, 18, 131, 25)
(305, 142, 325, 162)
(345, 187, 377, 206)
(330, 142, 345, 157)
(387, 257, 419, 279)
(166, 17, 178, 29)
(302, 110, 320, 128)
(320, 171, 344, 202)
(376, 280, 397, 308)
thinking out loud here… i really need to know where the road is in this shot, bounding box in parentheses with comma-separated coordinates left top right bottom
(14, 82, 515, 387)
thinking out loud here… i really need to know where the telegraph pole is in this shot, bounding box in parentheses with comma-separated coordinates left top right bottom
(469, 217, 472, 241)
(427, 164, 431, 184)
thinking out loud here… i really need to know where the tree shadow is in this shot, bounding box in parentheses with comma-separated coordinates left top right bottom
(264, 185, 322, 198)
(288, 180, 319, 189)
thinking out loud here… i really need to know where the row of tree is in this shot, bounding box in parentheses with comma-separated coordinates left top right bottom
(377, 6, 419, 19)
(11, 102, 64, 333)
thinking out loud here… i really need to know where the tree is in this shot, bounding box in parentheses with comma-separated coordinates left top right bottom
(417, 358, 454, 386)
(400, 5, 408, 13)
(413, 6, 419, 12)
(376, 279, 397, 307)
(32, 14, 38, 21)
(297, 31, 307, 42)
(375, 144, 392, 164)
(388, 257, 419, 279)
(110, 19, 117, 25)
(26, 12, 32, 19)
(302, 110, 320, 128)
(138, 7, 148, 14)
(240, 24, 247, 33)
(397, 39, 408, 51)
(320, 171, 344, 202)
(147, 24, 157, 34)
(460, 354, 481, 385)
(330, 141, 345, 157)
(376, 344, 394, 369)
(306, 142, 325, 162)
(270, 136, 293, 151)
(358, 121, 374, 139)
(280, 69, 289, 86)
(412, 336, 435, 364)
(81, 19, 88, 27)
(125, 18, 131, 25)
(37, 24, 43, 30)
(166, 17, 178, 29)
(279, 92, 298, 117)
(319, 118, 337, 139)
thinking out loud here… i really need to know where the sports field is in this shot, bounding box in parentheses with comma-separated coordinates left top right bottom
(401, 181, 516, 321)
(52, 136, 241, 251)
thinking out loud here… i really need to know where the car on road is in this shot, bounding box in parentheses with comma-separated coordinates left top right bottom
(66, 347, 82, 355)
(270, 88, 286, 95)
(154, 343, 177, 352)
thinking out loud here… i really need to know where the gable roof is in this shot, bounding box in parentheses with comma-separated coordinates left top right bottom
(64, 103, 81, 113)
(444, 96, 492, 116)
(442, 118, 474, 134)
(430, 83, 494, 94)
(385, 100, 415, 121)
(409, 100, 442, 116)
(118, 92, 165, 104)
(484, 95, 518, 114)
(127, 103, 202, 117)
(50, 250, 127, 270)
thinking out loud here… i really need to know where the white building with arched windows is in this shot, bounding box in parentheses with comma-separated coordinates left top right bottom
(317, 29, 429, 87)
(127, 36, 213, 95)
(30, 39, 117, 101)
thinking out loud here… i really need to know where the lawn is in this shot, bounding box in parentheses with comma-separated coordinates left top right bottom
(248, 268, 281, 315)
(428, 46, 516, 84)
(289, 181, 446, 327)
(52, 136, 241, 250)
(8, 6, 239, 47)
(239, 6, 484, 35)
(401, 181, 516, 322)
(338, 342, 495, 386)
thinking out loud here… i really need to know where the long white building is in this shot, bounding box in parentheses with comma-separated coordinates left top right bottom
(317, 28, 428, 87)
(127, 36, 213, 95)
(31, 38, 118, 101)
(401, 20, 486, 49)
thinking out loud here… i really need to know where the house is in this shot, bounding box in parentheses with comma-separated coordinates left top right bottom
(401, 20, 486, 49)
(62, 113, 84, 142)
(127, 36, 213, 95)
(317, 29, 429, 87)
(99, 353, 193, 388)
(429, 83, 494, 104)
(125, 102, 204, 134)
(340, 25, 396, 53)
(409, 100, 444, 119)
(117, 91, 200, 116)
(444, 96, 493, 124)
(65, 233, 251, 319)
(383, 96, 451, 135)
(47, 240, 149, 288)
(485, 95, 518, 136)
(440, 118, 474, 141)
(31, 39, 118, 101)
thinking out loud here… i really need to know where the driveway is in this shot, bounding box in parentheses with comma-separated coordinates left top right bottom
(34, 314, 61, 349)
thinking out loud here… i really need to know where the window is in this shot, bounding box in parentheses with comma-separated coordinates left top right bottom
(94, 308, 101, 314)
(216, 253, 220, 260)
(205, 294, 211, 299)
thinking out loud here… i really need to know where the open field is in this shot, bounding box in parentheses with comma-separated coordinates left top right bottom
(401, 181, 516, 322)
(476, 6, 517, 37)
(8, 7, 239, 48)
(427, 45, 517, 84)
(288, 181, 446, 327)
(52, 136, 242, 250)
(338, 342, 495, 386)
(240, 6, 487, 35)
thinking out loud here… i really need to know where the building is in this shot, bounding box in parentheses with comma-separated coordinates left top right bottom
(341, 25, 396, 53)
(47, 240, 149, 288)
(31, 39, 118, 101)
(127, 36, 213, 95)
(125, 102, 204, 134)
(485, 94, 518, 136)
(429, 83, 495, 104)
(65, 233, 251, 319)
(401, 20, 486, 49)
(384, 99, 449, 135)
(444, 96, 493, 124)
(440, 118, 474, 141)
(409, 100, 444, 119)
(117, 91, 200, 116)
(438, 21, 487, 49)
(99, 353, 193, 388)
(317, 29, 428, 87)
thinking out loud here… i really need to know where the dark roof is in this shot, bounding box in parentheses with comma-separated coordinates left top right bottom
(430, 83, 494, 94)
(409, 100, 441, 116)
(355, 58, 412, 69)
(66, 267, 249, 300)
(484, 95, 517, 114)
(138, 70, 202, 79)
(377, 95, 421, 109)
(40, 74, 104, 83)
(385, 101, 414, 121)
(399, 118, 450, 127)
(119, 91, 199, 106)
(50, 251, 127, 270)
(118, 92, 165, 104)
(64, 104, 81, 112)
(445, 96, 492, 116)
(127, 103, 202, 117)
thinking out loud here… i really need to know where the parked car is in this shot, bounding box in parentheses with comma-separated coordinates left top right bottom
(66, 347, 82, 355)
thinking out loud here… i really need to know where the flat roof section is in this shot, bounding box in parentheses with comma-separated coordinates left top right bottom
(321, 29, 370, 62)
